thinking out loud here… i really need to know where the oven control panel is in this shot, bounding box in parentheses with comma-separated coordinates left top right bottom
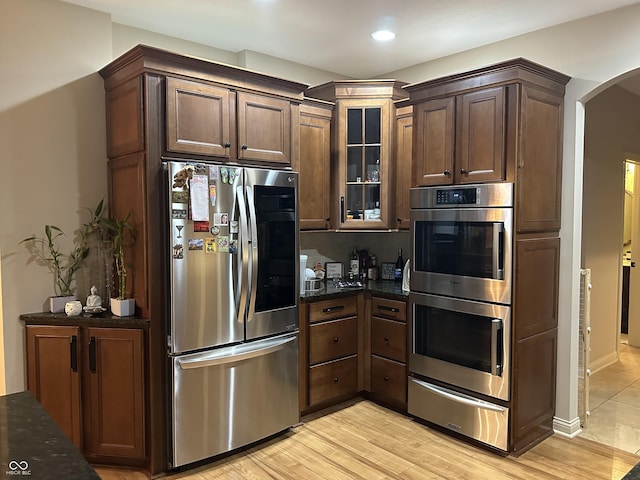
(436, 187, 478, 205)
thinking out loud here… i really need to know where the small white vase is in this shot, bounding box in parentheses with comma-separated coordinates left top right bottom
(110, 298, 135, 317)
(65, 300, 83, 317)
(50, 295, 76, 313)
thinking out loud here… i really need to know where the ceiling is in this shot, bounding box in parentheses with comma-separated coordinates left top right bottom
(64, 0, 639, 79)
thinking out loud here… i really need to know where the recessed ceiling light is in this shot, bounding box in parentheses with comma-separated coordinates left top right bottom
(371, 30, 396, 41)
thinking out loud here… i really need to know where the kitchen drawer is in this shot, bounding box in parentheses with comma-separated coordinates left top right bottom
(309, 355, 358, 406)
(371, 355, 407, 406)
(371, 297, 406, 322)
(309, 297, 358, 323)
(371, 317, 406, 363)
(309, 317, 358, 364)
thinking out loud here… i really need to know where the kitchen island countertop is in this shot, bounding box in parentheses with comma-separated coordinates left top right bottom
(301, 279, 408, 301)
(0, 391, 100, 479)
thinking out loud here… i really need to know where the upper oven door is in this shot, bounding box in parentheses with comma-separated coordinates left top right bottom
(410, 206, 513, 304)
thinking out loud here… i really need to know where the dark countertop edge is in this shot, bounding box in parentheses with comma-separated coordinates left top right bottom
(301, 280, 409, 302)
(19, 312, 150, 327)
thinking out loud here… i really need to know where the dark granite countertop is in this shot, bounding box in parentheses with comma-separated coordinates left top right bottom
(301, 279, 409, 301)
(20, 311, 150, 328)
(0, 391, 100, 479)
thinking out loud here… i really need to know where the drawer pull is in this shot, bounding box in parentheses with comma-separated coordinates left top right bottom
(384, 336, 390, 342)
(384, 376, 390, 382)
(333, 337, 339, 343)
(378, 305, 400, 313)
(323, 306, 345, 314)
(333, 377, 339, 383)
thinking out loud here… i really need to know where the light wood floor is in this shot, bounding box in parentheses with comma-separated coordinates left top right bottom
(96, 399, 639, 480)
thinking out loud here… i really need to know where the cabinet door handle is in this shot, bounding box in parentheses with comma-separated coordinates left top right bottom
(333, 337, 339, 343)
(224, 142, 231, 148)
(322, 306, 344, 314)
(377, 305, 399, 313)
(70, 335, 78, 372)
(460, 168, 469, 175)
(384, 336, 390, 342)
(444, 170, 451, 176)
(89, 336, 96, 373)
(384, 376, 390, 382)
(241, 144, 248, 150)
(333, 377, 339, 383)
(340, 196, 345, 223)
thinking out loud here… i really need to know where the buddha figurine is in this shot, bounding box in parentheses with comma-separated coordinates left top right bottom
(86, 285, 102, 308)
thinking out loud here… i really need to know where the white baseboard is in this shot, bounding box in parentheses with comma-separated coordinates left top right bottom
(553, 415, 582, 437)
(589, 351, 618, 375)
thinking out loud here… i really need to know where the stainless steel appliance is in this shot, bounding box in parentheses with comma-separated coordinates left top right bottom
(410, 183, 513, 305)
(408, 182, 514, 451)
(409, 292, 510, 401)
(165, 162, 299, 468)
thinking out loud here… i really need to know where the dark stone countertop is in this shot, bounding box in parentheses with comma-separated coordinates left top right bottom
(0, 391, 100, 479)
(20, 311, 150, 328)
(301, 279, 409, 301)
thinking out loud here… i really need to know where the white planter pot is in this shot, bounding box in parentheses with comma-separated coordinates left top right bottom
(110, 298, 135, 317)
(50, 295, 76, 313)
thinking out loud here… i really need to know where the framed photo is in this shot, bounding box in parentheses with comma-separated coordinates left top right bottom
(325, 262, 343, 280)
(380, 262, 395, 280)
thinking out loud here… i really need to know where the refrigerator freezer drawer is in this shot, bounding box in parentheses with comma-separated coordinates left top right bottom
(170, 333, 299, 468)
(408, 377, 509, 451)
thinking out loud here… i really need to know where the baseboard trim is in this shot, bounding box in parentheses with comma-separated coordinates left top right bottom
(553, 415, 582, 438)
(589, 351, 618, 375)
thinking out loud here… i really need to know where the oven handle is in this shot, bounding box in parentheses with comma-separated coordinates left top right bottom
(491, 318, 503, 376)
(411, 378, 506, 413)
(493, 223, 504, 280)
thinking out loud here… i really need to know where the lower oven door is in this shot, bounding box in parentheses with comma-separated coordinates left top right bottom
(408, 378, 509, 451)
(409, 292, 510, 401)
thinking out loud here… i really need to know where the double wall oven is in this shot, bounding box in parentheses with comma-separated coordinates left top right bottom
(408, 183, 513, 451)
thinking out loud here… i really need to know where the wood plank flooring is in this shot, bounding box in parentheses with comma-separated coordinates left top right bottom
(95, 399, 639, 480)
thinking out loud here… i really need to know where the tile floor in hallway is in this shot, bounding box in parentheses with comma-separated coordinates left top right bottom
(580, 335, 640, 454)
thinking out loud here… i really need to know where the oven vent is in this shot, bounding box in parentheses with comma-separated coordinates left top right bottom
(578, 268, 592, 428)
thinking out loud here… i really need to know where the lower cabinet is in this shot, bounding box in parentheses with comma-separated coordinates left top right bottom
(369, 296, 407, 409)
(303, 296, 360, 412)
(25, 324, 146, 466)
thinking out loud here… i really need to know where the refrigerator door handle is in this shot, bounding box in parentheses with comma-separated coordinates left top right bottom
(177, 333, 297, 370)
(236, 185, 249, 325)
(246, 185, 259, 323)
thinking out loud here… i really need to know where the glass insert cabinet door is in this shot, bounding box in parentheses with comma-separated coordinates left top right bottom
(342, 105, 384, 226)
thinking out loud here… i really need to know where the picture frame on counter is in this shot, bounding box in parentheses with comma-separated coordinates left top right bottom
(381, 262, 395, 280)
(325, 262, 343, 280)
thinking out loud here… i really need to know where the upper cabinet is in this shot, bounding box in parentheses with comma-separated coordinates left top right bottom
(412, 86, 507, 186)
(405, 58, 570, 232)
(394, 103, 413, 230)
(298, 98, 333, 230)
(305, 80, 408, 230)
(166, 77, 294, 165)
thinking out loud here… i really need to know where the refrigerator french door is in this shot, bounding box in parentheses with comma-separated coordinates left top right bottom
(165, 161, 299, 468)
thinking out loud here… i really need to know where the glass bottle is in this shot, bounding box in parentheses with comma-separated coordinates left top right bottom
(394, 248, 404, 282)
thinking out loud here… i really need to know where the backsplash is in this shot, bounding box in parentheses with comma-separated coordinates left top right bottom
(300, 231, 410, 274)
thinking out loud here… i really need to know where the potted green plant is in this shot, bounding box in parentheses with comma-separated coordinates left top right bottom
(101, 211, 135, 317)
(21, 201, 104, 313)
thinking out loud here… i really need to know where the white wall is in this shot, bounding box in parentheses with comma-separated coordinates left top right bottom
(582, 86, 640, 371)
(0, 0, 112, 394)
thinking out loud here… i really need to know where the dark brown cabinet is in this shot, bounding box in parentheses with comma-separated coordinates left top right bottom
(369, 296, 407, 409)
(305, 80, 408, 230)
(298, 98, 333, 229)
(100, 45, 307, 474)
(405, 58, 570, 455)
(412, 86, 507, 186)
(301, 296, 360, 412)
(394, 104, 413, 229)
(166, 77, 296, 165)
(25, 324, 145, 465)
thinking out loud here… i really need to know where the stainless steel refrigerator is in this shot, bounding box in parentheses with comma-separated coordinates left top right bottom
(165, 161, 299, 469)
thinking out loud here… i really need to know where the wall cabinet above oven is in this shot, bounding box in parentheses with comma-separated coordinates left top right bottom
(405, 59, 570, 233)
